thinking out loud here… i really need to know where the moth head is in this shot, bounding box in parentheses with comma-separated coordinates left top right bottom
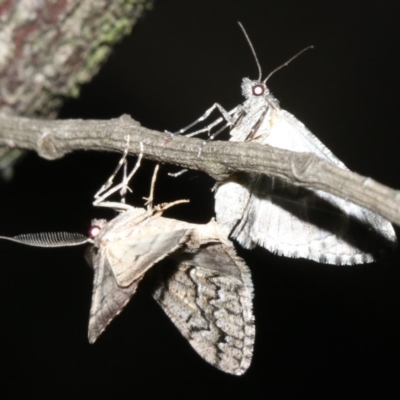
(89, 225, 101, 239)
(88, 219, 107, 240)
(241, 78, 269, 100)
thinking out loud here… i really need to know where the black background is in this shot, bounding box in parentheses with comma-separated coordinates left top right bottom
(1, 1, 400, 398)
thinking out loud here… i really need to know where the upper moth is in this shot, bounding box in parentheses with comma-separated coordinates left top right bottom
(176, 24, 396, 264)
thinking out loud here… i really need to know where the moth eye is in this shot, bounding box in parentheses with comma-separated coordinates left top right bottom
(89, 225, 101, 238)
(252, 84, 265, 96)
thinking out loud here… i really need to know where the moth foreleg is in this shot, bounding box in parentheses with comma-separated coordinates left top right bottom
(93, 141, 144, 212)
(94, 135, 131, 201)
(174, 104, 238, 138)
(143, 164, 160, 210)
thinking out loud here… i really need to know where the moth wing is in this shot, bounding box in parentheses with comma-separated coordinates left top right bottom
(258, 109, 347, 165)
(86, 246, 142, 344)
(215, 109, 396, 264)
(152, 242, 255, 375)
(107, 229, 192, 287)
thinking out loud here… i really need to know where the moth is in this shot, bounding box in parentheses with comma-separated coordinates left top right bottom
(85, 209, 254, 376)
(0, 149, 255, 375)
(177, 24, 397, 265)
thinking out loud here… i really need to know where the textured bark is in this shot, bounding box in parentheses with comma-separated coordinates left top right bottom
(1, 113, 400, 227)
(0, 0, 152, 117)
(0, 0, 151, 177)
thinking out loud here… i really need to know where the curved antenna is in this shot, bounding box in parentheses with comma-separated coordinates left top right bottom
(263, 45, 314, 83)
(238, 22, 262, 81)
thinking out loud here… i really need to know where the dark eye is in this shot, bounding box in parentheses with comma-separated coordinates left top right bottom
(252, 84, 265, 96)
(89, 225, 101, 238)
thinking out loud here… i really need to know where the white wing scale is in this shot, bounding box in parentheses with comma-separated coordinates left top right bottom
(216, 96, 396, 264)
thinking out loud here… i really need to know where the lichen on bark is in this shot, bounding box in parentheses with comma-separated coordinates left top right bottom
(0, 0, 153, 117)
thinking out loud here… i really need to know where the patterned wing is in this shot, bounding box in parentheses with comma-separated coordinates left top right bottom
(215, 108, 397, 264)
(152, 243, 255, 375)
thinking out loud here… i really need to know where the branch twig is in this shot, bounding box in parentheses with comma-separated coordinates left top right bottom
(0, 113, 399, 226)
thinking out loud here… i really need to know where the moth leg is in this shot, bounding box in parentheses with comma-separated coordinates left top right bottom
(195, 105, 245, 156)
(196, 120, 234, 157)
(93, 142, 144, 212)
(174, 104, 239, 138)
(143, 164, 160, 210)
(168, 169, 188, 178)
(118, 159, 129, 204)
(94, 136, 131, 201)
(142, 164, 189, 213)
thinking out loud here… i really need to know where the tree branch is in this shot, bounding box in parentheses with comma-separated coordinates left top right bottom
(0, 0, 152, 117)
(0, 0, 152, 178)
(0, 113, 399, 227)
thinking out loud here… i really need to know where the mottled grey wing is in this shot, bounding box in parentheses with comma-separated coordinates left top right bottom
(152, 243, 255, 375)
(86, 246, 142, 344)
(215, 109, 396, 264)
(107, 229, 192, 287)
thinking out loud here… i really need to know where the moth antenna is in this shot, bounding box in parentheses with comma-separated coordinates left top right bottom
(238, 22, 262, 81)
(0, 232, 89, 247)
(264, 45, 314, 83)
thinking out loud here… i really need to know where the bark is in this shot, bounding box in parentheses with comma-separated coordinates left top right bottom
(0, 0, 152, 176)
(0, 0, 152, 117)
